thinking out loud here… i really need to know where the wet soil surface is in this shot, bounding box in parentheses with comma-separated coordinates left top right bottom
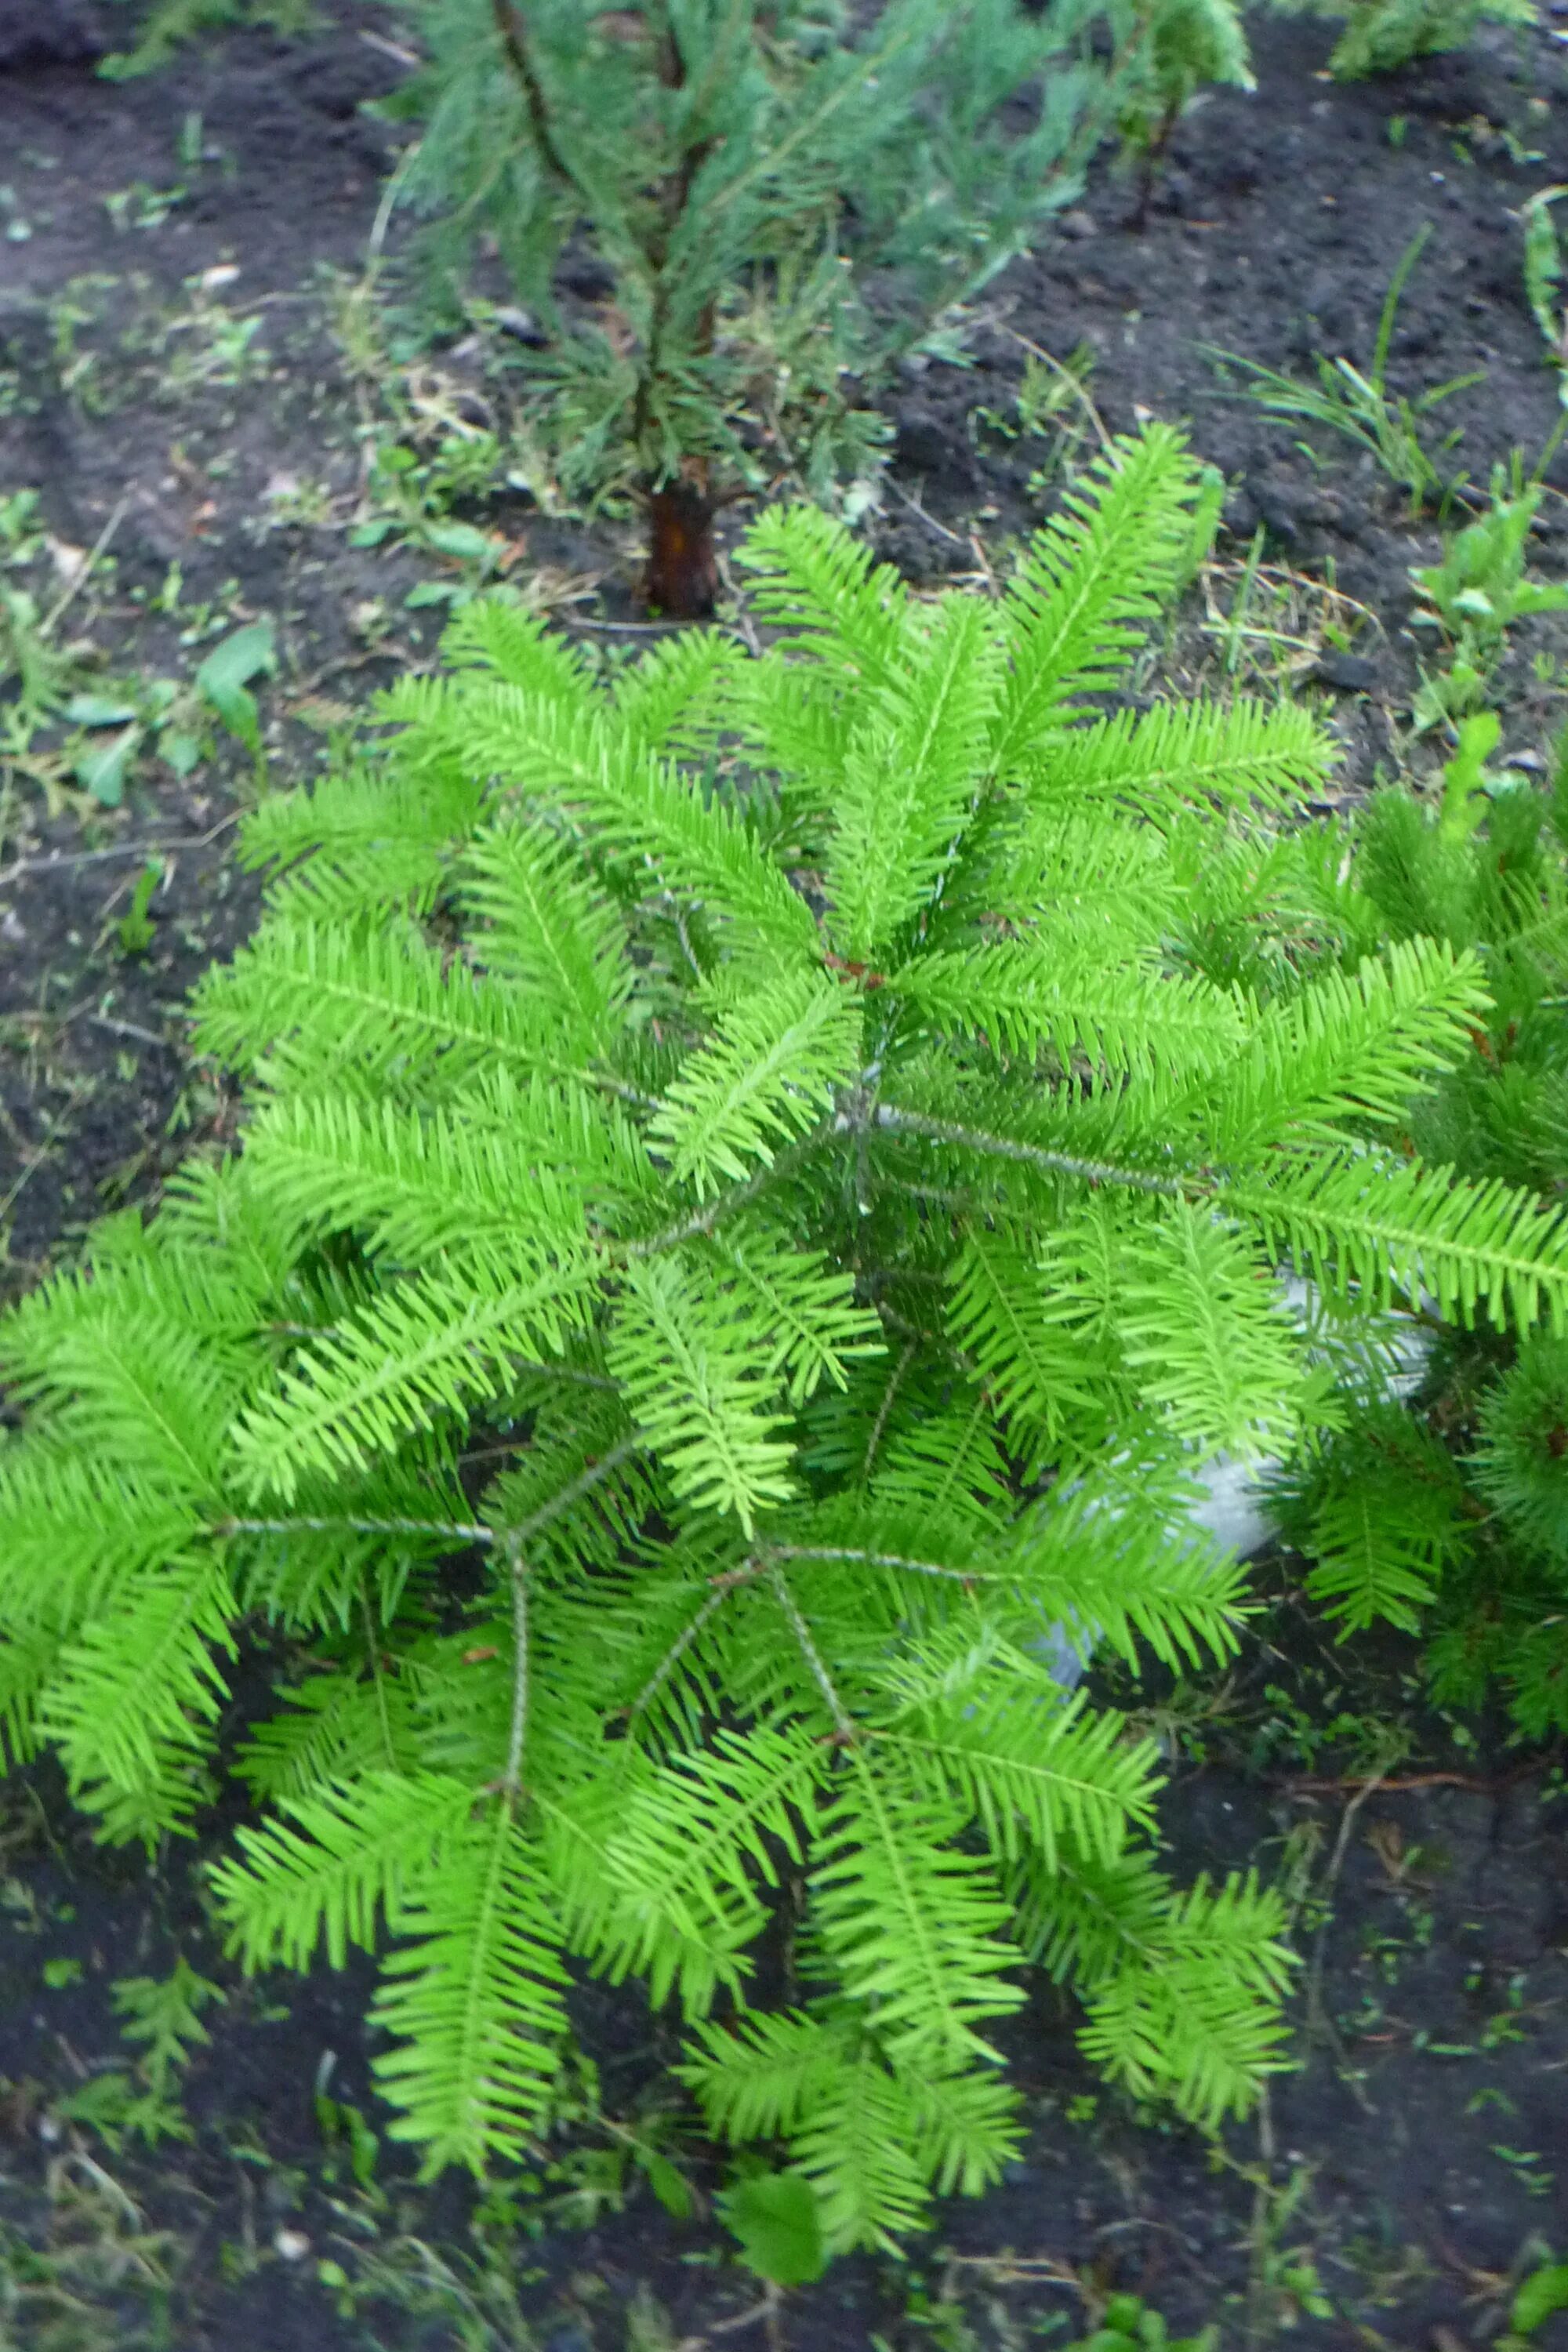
(2, 6, 1567, 2348)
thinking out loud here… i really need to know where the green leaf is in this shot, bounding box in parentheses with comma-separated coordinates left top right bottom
(197, 619, 275, 698)
(423, 521, 494, 561)
(66, 694, 140, 727)
(639, 2147, 694, 2219)
(720, 2171, 829, 2287)
(197, 621, 275, 757)
(1511, 2262, 1568, 2336)
(74, 724, 139, 808)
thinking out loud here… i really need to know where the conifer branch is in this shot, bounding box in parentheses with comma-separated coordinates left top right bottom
(864, 1339, 917, 1476)
(489, 0, 589, 206)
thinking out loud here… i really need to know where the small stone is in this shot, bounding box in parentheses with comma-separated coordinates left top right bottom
(494, 306, 549, 348)
(554, 252, 615, 301)
(1058, 209, 1098, 239)
(273, 2228, 311, 2263)
(1314, 651, 1380, 694)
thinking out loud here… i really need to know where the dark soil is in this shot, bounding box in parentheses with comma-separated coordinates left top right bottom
(2, 6, 1568, 2349)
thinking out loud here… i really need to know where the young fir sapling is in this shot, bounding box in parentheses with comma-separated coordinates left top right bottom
(1107, 0, 1254, 215)
(4, 428, 1568, 2248)
(383, 0, 1112, 615)
(1265, 0, 1535, 78)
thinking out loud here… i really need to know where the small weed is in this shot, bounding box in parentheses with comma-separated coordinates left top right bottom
(1501, 2252, 1568, 2347)
(1065, 2294, 1219, 2350)
(1210, 226, 1477, 514)
(100, 0, 319, 80)
(1187, 546, 1378, 699)
(156, 270, 271, 395)
(1523, 187, 1568, 402)
(975, 338, 1104, 500)
(49, 273, 122, 415)
(50, 1958, 223, 2154)
(63, 612, 272, 808)
(1409, 459, 1568, 726)
(0, 2157, 176, 2351)
(1491, 2146, 1556, 2199)
(114, 862, 164, 957)
(313, 2051, 383, 2201)
(311, 2230, 542, 2350)
(350, 430, 524, 609)
(103, 181, 188, 235)
(194, 617, 276, 779)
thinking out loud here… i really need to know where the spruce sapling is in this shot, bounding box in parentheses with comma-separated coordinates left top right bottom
(381, 0, 1112, 614)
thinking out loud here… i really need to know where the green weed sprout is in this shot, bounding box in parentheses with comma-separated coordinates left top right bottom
(1209, 227, 1479, 517)
(1069, 2296, 1220, 2351)
(1410, 463, 1568, 727)
(1500, 2251, 1568, 2347)
(1523, 187, 1568, 406)
(100, 0, 319, 78)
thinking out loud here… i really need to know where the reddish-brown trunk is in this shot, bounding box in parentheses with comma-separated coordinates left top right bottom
(643, 466, 718, 620)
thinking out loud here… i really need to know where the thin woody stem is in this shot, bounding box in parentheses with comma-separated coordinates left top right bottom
(862, 1339, 915, 1479)
(502, 1433, 645, 1548)
(219, 1512, 496, 1545)
(361, 1576, 399, 1773)
(491, 0, 592, 205)
(503, 1537, 531, 1802)
(619, 1120, 839, 1259)
(872, 1103, 1192, 1199)
(626, 1585, 731, 1726)
(767, 1566, 857, 1742)
(770, 1544, 999, 1586)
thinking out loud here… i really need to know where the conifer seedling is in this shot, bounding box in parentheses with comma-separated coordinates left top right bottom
(5, 427, 1568, 2249)
(382, 0, 1113, 614)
